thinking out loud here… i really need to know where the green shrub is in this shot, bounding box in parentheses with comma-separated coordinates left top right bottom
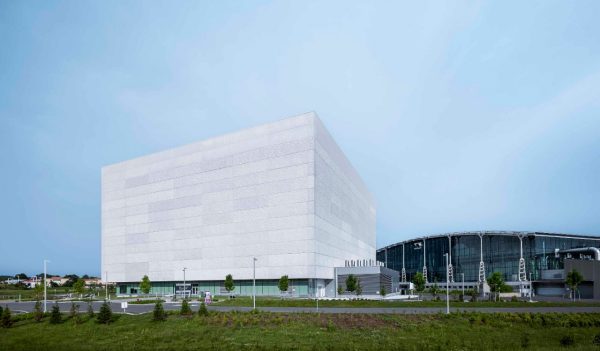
(198, 302, 208, 317)
(559, 335, 574, 347)
(180, 299, 192, 315)
(87, 302, 94, 318)
(129, 299, 165, 305)
(70, 302, 83, 324)
(468, 315, 477, 325)
(34, 300, 43, 322)
(11, 312, 34, 323)
(592, 333, 600, 345)
(1, 306, 12, 328)
(69, 302, 78, 318)
(50, 303, 62, 324)
(97, 301, 113, 324)
(520, 333, 530, 349)
(511, 295, 519, 302)
(153, 300, 167, 321)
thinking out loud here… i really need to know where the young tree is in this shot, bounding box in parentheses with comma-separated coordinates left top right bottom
(73, 279, 86, 298)
(180, 299, 192, 315)
(87, 302, 94, 318)
(278, 275, 289, 296)
(337, 286, 344, 296)
(152, 300, 167, 321)
(224, 274, 235, 297)
(428, 282, 441, 299)
(70, 302, 82, 324)
(1, 306, 12, 328)
(412, 272, 426, 299)
(345, 274, 357, 293)
(380, 284, 386, 297)
(33, 282, 44, 300)
(69, 302, 78, 318)
(469, 289, 478, 302)
(34, 300, 43, 322)
(355, 279, 362, 296)
(487, 272, 506, 302)
(63, 274, 80, 288)
(97, 301, 113, 324)
(140, 275, 152, 295)
(50, 303, 62, 324)
(198, 302, 208, 317)
(566, 269, 584, 301)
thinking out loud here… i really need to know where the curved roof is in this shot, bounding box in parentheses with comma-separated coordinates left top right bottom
(378, 231, 600, 251)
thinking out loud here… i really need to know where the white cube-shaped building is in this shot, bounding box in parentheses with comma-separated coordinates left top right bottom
(101, 112, 375, 296)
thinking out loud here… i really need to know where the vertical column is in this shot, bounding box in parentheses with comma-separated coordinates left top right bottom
(384, 249, 388, 268)
(447, 235, 454, 283)
(518, 235, 527, 282)
(478, 232, 486, 283)
(401, 243, 406, 283)
(423, 238, 428, 283)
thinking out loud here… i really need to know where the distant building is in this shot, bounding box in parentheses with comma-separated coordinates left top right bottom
(4, 278, 22, 285)
(48, 276, 68, 286)
(377, 231, 600, 297)
(83, 278, 102, 286)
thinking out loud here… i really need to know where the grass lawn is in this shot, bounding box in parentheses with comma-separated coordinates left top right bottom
(211, 296, 600, 308)
(1, 310, 600, 350)
(0, 288, 70, 300)
(0, 288, 116, 301)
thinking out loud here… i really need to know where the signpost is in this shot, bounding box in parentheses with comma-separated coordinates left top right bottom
(121, 301, 128, 313)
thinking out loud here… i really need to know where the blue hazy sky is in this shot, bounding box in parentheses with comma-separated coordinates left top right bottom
(1, 1, 599, 276)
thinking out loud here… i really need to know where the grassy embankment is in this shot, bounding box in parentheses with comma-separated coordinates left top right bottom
(211, 295, 600, 308)
(1, 310, 600, 350)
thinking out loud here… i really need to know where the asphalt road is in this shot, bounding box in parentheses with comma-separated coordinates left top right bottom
(3, 301, 600, 315)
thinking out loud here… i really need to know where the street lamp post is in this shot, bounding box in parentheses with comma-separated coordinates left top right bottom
(182, 268, 187, 299)
(43, 259, 50, 313)
(529, 272, 533, 302)
(444, 253, 449, 314)
(316, 286, 319, 313)
(253, 257, 257, 310)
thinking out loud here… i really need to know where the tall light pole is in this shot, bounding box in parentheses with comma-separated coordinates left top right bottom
(253, 257, 257, 310)
(43, 259, 50, 313)
(182, 268, 187, 299)
(316, 284, 319, 313)
(105, 271, 108, 301)
(444, 253, 449, 314)
(529, 272, 533, 302)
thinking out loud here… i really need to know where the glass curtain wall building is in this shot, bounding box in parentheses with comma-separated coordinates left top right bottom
(377, 231, 600, 283)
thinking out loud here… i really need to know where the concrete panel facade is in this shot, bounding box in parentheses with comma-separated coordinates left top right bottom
(101, 112, 375, 285)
